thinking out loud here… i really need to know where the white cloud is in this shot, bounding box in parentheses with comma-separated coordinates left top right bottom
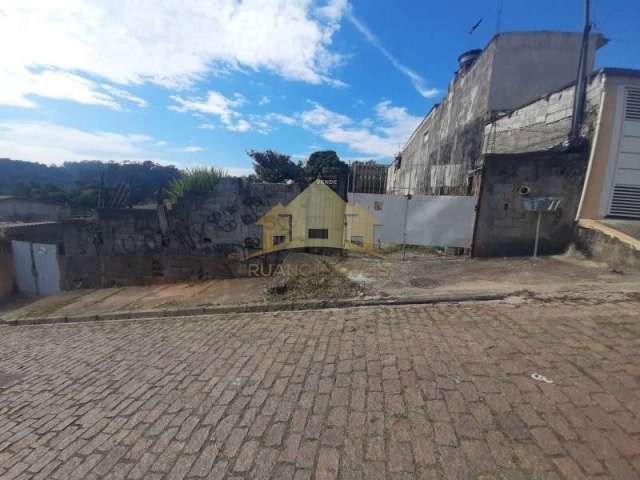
(299, 101, 421, 157)
(248, 112, 298, 134)
(0, 0, 349, 108)
(258, 96, 271, 105)
(181, 146, 205, 153)
(101, 85, 149, 108)
(227, 119, 251, 132)
(317, 0, 350, 22)
(300, 103, 351, 127)
(170, 91, 252, 132)
(0, 121, 157, 165)
(266, 113, 297, 126)
(347, 11, 439, 99)
(198, 124, 216, 130)
(0, 68, 121, 109)
(0, 67, 149, 110)
(0, 120, 261, 174)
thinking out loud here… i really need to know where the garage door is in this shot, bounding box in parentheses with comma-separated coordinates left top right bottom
(608, 87, 640, 218)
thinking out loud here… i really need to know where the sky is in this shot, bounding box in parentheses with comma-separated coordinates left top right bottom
(0, 0, 638, 176)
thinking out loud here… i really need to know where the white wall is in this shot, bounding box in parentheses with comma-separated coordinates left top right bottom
(349, 193, 476, 248)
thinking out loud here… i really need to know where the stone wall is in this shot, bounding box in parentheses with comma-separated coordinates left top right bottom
(59, 179, 300, 288)
(473, 151, 588, 257)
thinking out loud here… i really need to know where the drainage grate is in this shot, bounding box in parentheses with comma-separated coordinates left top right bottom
(610, 184, 640, 218)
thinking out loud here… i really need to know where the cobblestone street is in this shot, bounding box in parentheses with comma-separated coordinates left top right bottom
(1, 299, 640, 479)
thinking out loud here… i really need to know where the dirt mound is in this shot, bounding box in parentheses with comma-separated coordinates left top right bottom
(265, 254, 366, 302)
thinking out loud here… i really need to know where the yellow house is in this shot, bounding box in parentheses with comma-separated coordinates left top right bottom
(255, 180, 347, 255)
(253, 179, 382, 256)
(344, 202, 382, 251)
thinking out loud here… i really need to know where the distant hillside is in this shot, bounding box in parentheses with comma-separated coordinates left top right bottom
(0, 158, 180, 208)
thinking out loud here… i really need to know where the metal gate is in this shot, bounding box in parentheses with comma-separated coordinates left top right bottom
(608, 87, 640, 218)
(11, 240, 61, 296)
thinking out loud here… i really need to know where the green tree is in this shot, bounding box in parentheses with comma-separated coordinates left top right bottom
(248, 150, 306, 185)
(304, 150, 349, 181)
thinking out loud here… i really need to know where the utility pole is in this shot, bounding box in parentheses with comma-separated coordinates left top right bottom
(569, 0, 591, 144)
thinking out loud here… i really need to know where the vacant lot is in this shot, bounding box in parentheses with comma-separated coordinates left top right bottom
(1, 298, 639, 479)
(2, 252, 639, 322)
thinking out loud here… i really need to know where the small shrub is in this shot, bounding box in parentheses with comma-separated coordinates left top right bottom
(166, 167, 227, 202)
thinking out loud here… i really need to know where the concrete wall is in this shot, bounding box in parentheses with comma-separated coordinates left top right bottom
(0, 198, 71, 222)
(0, 240, 13, 301)
(489, 32, 601, 111)
(349, 193, 476, 248)
(576, 223, 640, 271)
(390, 31, 605, 197)
(473, 151, 588, 257)
(484, 72, 605, 154)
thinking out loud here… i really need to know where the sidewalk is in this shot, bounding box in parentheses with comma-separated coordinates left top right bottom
(2, 253, 639, 324)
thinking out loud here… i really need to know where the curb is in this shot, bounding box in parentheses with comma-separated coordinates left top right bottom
(1, 291, 516, 327)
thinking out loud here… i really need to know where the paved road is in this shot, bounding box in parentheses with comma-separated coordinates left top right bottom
(0, 299, 639, 479)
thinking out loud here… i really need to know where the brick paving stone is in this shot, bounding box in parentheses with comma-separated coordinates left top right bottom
(316, 448, 340, 480)
(0, 300, 639, 479)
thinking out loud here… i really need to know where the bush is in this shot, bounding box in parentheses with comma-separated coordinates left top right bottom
(166, 167, 227, 202)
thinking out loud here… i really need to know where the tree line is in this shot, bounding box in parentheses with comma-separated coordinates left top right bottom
(0, 150, 350, 207)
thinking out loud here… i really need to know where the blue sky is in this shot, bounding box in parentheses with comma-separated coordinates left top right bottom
(0, 0, 638, 175)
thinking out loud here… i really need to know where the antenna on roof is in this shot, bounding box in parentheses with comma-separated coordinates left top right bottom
(469, 18, 483, 35)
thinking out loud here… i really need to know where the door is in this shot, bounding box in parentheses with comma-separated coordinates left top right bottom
(10, 241, 61, 296)
(11, 241, 37, 295)
(608, 87, 640, 218)
(32, 243, 61, 295)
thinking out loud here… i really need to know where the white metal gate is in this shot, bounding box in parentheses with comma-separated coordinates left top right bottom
(608, 87, 640, 218)
(11, 240, 61, 296)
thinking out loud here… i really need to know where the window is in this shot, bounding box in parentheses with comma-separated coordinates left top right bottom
(272, 235, 287, 245)
(374, 201, 383, 211)
(308, 228, 328, 239)
(351, 236, 364, 246)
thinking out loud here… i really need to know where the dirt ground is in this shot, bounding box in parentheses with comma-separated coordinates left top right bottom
(1, 250, 639, 321)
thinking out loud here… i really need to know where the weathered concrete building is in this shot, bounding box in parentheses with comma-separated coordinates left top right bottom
(387, 31, 606, 196)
